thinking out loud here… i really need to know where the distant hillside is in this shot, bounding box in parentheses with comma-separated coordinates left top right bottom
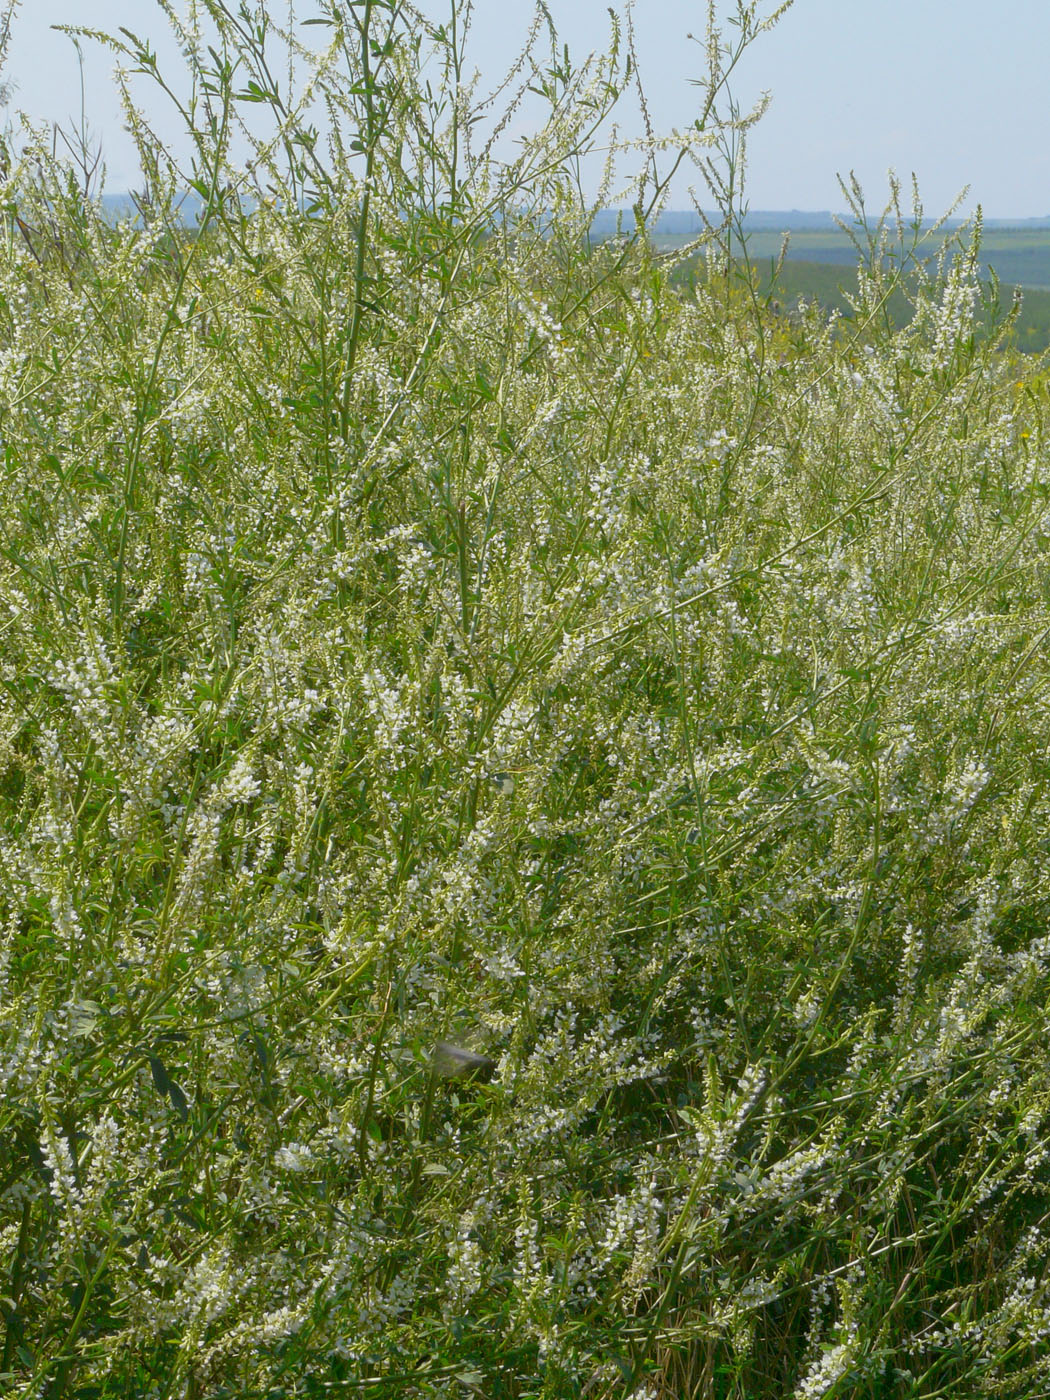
(591, 209, 1050, 236)
(669, 253, 1050, 354)
(101, 191, 205, 223)
(100, 194, 1050, 237)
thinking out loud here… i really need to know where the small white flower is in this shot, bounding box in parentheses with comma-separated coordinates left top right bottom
(273, 1142, 315, 1173)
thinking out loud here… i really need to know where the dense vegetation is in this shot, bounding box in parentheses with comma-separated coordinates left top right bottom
(2, 3, 1050, 1397)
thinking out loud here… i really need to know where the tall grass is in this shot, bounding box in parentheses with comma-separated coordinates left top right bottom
(2, 3, 1050, 1397)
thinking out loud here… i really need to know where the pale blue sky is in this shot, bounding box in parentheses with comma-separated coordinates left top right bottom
(1, 0, 1047, 218)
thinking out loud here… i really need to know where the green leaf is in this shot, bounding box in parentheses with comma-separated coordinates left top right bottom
(237, 81, 273, 104)
(148, 1055, 171, 1096)
(167, 1079, 189, 1121)
(149, 1054, 188, 1119)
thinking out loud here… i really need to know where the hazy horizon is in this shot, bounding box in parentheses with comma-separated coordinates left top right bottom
(95, 193, 1050, 231)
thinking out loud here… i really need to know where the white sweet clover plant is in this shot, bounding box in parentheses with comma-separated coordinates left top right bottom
(1, 2, 1049, 1397)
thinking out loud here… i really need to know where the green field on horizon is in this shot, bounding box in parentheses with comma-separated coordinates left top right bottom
(658, 226, 1050, 352)
(748, 259, 1050, 354)
(652, 224, 1050, 290)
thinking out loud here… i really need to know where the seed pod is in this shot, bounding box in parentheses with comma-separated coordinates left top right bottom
(431, 1041, 497, 1083)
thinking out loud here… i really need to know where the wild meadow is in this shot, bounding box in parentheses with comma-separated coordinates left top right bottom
(2, 2, 1050, 1396)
